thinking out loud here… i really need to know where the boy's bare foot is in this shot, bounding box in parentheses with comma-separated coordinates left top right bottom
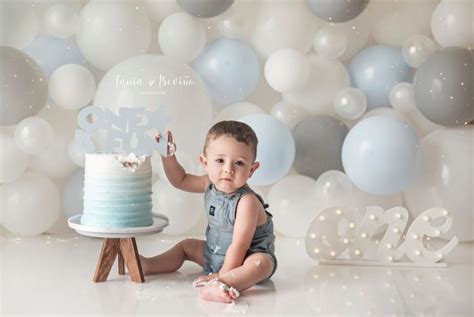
(199, 282, 236, 303)
(139, 255, 150, 275)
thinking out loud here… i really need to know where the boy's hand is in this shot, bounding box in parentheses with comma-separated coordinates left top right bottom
(155, 130, 177, 157)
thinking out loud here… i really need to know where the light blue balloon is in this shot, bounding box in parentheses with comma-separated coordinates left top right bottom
(348, 45, 413, 110)
(239, 114, 295, 186)
(194, 38, 260, 105)
(342, 116, 422, 195)
(23, 36, 89, 77)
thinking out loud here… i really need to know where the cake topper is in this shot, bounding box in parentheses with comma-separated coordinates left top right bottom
(73, 106, 170, 156)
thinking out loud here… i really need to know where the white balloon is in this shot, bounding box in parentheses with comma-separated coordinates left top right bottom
(0, 2, 38, 49)
(264, 48, 310, 93)
(370, 1, 436, 46)
(152, 179, 203, 235)
(68, 139, 85, 167)
(267, 175, 322, 237)
(158, 12, 206, 63)
(270, 100, 307, 130)
(29, 135, 78, 179)
(389, 82, 416, 113)
(252, 0, 319, 58)
(313, 26, 348, 59)
(44, 4, 79, 39)
(404, 127, 474, 241)
(285, 55, 350, 115)
(1, 172, 60, 236)
(0, 133, 28, 183)
(315, 170, 353, 208)
(334, 87, 367, 120)
(214, 102, 264, 123)
(93, 55, 213, 157)
(76, 1, 151, 70)
(401, 34, 436, 68)
(15, 116, 54, 155)
(49, 64, 96, 110)
(62, 168, 84, 219)
(144, 0, 180, 23)
(431, 0, 473, 48)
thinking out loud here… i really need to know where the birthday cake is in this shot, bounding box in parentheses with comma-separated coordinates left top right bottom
(81, 153, 154, 228)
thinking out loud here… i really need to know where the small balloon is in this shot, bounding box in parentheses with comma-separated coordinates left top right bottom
(264, 48, 310, 93)
(49, 64, 96, 110)
(270, 101, 307, 130)
(44, 4, 79, 39)
(307, 0, 369, 23)
(315, 170, 353, 208)
(334, 87, 367, 120)
(389, 82, 416, 113)
(313, 26, 348, 59)
(15, 117, 54, 155)
(401, 35, 436, 68)
(177, 0, 234, 18)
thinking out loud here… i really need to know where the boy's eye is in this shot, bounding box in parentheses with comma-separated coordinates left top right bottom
(215, 158, 224, 163)
(235, 161, 244, 166)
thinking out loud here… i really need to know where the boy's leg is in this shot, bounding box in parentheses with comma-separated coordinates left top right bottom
(199, 252, 274, 303)
(140, 238, 206, 275)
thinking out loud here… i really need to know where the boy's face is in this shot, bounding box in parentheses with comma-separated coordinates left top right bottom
(200, 135, 259, 194)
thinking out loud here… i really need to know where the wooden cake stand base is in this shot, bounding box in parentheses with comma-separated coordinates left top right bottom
(94, 237, 144, 283)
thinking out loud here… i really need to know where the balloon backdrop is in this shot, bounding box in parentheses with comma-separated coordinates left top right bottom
(177, 0, 234, 18)
(1, 172, 60, 236)
(15, 117, 54, 155)
(307, 0, 369, 23)
(194, 38, 260, 105)
(348, 45, 413, 110)
(264, 48, 310, 93)
(76, 1, 151, 71)
(293, 115, 348, 180)
(401, 35, 436, 68)
(313, 26, 348, 59)
(389, 83, 416, 113)
(239, 114, 295, 186)
(334, 87, 367, 120)
(404, 127, 474, 241)
(342, 116, 422, 195)
(413, 47, 473, 126)
(0, 134, 28, 184)
(270, 101, 307, 130)
(44, 4, 80, 39)
(0, 2, 38, 49)
(314, 170, 353, 209)
(0, 46, 48, 126)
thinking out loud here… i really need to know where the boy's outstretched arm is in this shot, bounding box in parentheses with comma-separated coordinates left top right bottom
(218, 194, 260, 276)
(157, 131, 209, 193)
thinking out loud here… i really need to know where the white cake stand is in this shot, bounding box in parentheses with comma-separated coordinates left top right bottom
(68, 213, 169, 283)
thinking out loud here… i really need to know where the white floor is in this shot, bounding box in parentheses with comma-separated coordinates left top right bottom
(2, 233, 473, 316)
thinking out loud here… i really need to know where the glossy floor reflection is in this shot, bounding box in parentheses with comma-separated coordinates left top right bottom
(1, 234, 473, 316)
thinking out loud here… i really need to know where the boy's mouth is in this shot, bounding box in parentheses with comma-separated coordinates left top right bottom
(221, 178, 233, 182)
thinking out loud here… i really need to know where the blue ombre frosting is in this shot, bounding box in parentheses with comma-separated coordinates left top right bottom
(81, 153, 154, 228)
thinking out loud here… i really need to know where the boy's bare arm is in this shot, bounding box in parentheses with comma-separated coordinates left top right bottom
(161, 155, 209, 193)
(218, 195, 260, 275)
(158, 131, 209, 193)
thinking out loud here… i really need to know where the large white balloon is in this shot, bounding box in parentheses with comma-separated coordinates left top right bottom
(158, 12, 206, 63)
(152, 179, 203, 235)
(214, 102, 264, 123)
(49, 64, 96, 110)
(404, 127, 474, 241)
(29, 135, 78, 179)
(264, 48, 310, 93)
(44, 4, 79, 39)
(267, 175, 322, 237)
(0, 2, 38, 49)
(1, 172, 60, 236)
(284, 55, 350, 115)
(0, 134, 28, 183)
(76, 1, 151, 70)
(93, 55, 213, 157)
(252, 0, 319, 58)
(431, 0, 473, 48)
(15, 117, 54, 155)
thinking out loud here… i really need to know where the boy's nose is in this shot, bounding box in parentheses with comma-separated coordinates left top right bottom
(224, 168, 234, 175)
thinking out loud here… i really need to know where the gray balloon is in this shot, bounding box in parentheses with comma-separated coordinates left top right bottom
(307, 0, 369, 23)
(0, 46, 48, 126)
(413, 47, 473, 126)
(293, 115, 348, 180)
(177, 0, 234, 18)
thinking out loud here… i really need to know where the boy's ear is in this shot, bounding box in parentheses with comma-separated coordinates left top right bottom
(249, 161, 260, 178)
(199, 154, 208, 168)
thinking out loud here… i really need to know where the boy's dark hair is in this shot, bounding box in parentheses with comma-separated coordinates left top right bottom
(204, 120, 258, 161)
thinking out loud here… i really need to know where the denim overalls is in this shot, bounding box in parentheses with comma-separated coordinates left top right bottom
(203, 183, 277, 278)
